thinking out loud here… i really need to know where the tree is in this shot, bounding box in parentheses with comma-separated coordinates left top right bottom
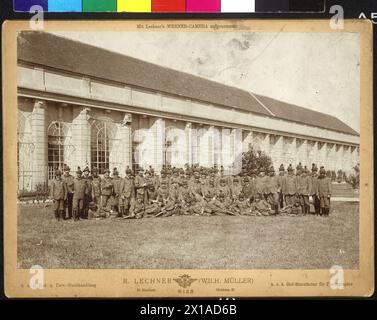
(242, 147, 273, 173)
(346, 164, 360, 190)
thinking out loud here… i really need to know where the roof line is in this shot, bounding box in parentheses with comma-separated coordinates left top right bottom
(249, 92, 276, 117)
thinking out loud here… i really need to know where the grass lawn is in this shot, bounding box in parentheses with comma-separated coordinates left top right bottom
(17, 202, 359, 269)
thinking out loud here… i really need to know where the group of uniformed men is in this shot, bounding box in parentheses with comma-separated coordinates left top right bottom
(49, 162, 332, 221)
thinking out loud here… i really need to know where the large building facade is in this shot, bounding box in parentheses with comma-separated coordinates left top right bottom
(17, 32, 360, 192)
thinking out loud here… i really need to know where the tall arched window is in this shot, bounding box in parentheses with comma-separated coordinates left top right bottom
(91, 120, 118, 174)
(47, 121, 69, 170)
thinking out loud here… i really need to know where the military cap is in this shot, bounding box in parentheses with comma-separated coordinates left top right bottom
(55, 169, 62, 176)
(104, 168, 110, 174)
(137, 188, 145, 195)
(287, 164, 293, 172)
(311, 164, 318, 172)
(279, 164, 285, 172)
(92, 167, 98, 173)
(319, 167, 326, 174)
(296, 162, 303, 171)
(239, 193, 245, 199)
(113, 170, 119, 176)
(260, 167, 266, 173)
(83, 166, 90, 173)
(125, 167, 132, 174)
(220, 178, 226, 182)
(218, 192, 225, 198)
(243, 177, 249, 182)
(269, 166, 275, 173)
(63, 165, 71, 172)
(76, 167, 82, 174)
(182, 179, 188, 184)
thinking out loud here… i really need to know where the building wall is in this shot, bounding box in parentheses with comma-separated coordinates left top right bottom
(17, 65, 360, 191)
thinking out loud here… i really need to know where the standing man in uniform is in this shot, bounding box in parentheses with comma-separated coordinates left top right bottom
(317, 167, 332, 216)
(100, 168, 114, 216)
(63, 165, 74, 220)
(283, 164, 297, 207)
(310, 164, 320, 215)
(255, 168, 267, 200)
(265, 167, 280, 215)
(296, 168, 312, 215)
(111, 168, 123, 217)
(120, 167, 134, 217)
(277, 164, 285, 209)
(91, 167, 101, 208)
(72, 167, 87, 221)
(82, 166, 92, 219)
(134, 168, 147, 203)
(50, 169, 67, 221)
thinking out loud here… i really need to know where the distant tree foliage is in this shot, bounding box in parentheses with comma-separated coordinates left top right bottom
(242, 148, 273, 173)
(346, 164, 360, 190)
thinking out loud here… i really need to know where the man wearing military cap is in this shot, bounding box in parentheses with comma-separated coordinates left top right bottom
(296, 168, 312, 215)
(91, 167, 101, 204)
(277, 164, 285, 209)
(255, 168, 267, 199)
(63, 165, 74, 219)
(310, 164, 320, 215)
(134, 167, 147, 203)
(242, 176, 256, 203)
(110, 168, 122, 216)
(82, 166, 92, 219)
(120, 167, 135, 217)
(125, 189, 145, 219)
(282, 164, 297, 207)
(73, 167, 87, 221)
(317, 167, 332, 216)
(265, 166, 280, 215)
(100, 168, 113, 216)
(50, 169, 67, 221)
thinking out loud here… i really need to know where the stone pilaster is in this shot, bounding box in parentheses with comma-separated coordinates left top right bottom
(71, 106, 91, 170)
(153, 117, 165, 173)
(117, 113, 132, 174)
(242, 130, 253, 153)
(270, 135, 284, 169)
(31, 100, 47, 187)
(185, 122, 193, 166)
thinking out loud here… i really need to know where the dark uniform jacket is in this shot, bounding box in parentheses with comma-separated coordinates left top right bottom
(283, 175, 297, 195)
(101, 177, 114, 196)
(121, 177, 134, 198)
(255, 176, 268, 194)
(296, 175, 312, 195)
(73, 178, 87, 199)
(50, 178, 67, 200)
(317, 177, 332, 197)
(92, 176, 101, 197)
(63, 174, 74, 193)
(265, 176, 279, 194)
(310, 174, 319, 196)
(112, 177, 123, 196)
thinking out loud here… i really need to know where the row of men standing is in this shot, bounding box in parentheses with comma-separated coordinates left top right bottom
(49, 163, 332, 221)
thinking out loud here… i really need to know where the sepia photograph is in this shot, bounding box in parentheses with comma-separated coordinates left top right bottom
(16, 28, 360, 270)
(3, 20, 373, 297)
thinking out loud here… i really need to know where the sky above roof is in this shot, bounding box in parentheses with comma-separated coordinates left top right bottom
(52, 31, 360, 133)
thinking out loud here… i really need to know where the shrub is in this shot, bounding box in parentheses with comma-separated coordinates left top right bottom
(242, 148, 273, 174)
